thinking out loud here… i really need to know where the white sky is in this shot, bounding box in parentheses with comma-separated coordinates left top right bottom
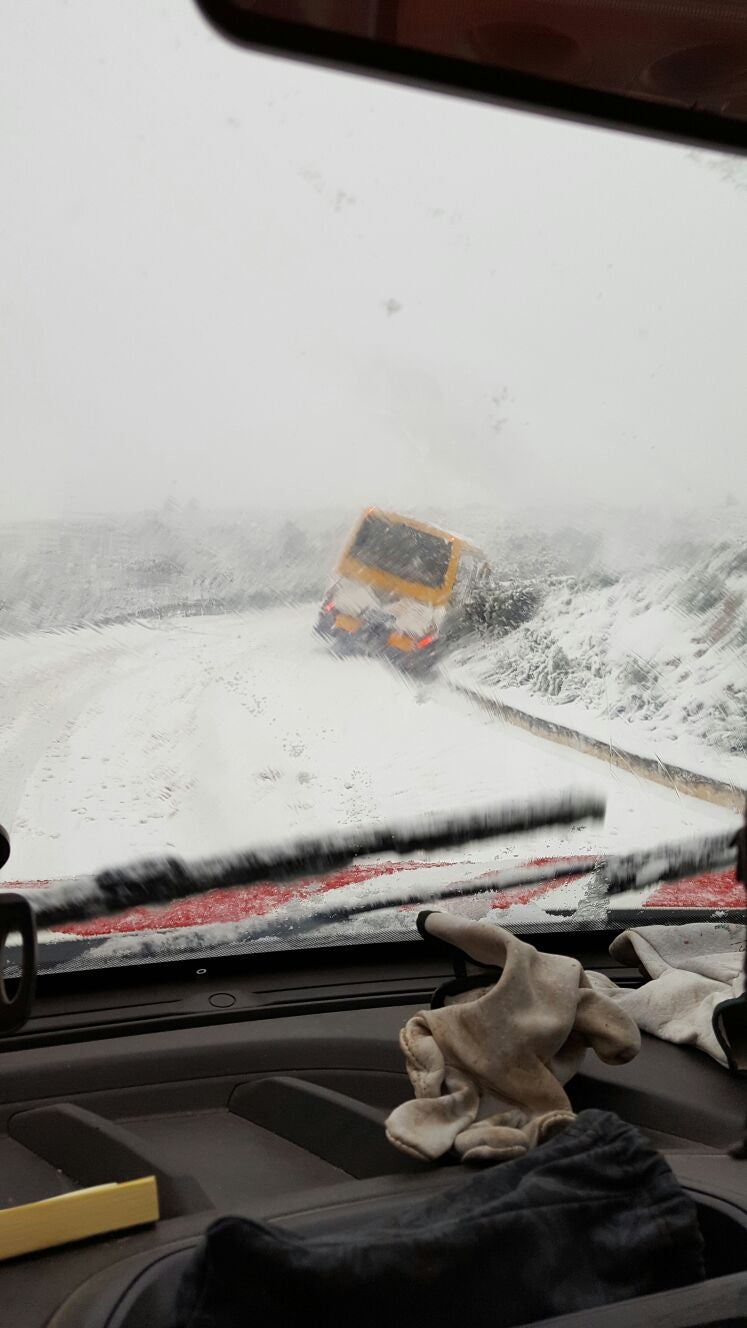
(1, 0, 745, 521)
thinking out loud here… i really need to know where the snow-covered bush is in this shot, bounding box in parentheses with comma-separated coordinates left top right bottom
(466, 582, 541, 638)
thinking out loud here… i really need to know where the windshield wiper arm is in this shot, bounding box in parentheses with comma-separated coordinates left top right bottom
(54, 820, 742, 970)
(20, 809, 742, 978)
(26, 790, 605, 930)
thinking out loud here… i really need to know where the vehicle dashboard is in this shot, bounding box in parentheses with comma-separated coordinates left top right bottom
(0, 936, 745, 1327)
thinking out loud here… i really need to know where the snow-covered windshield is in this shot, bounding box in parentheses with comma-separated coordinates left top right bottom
(0, 1, 745, 972)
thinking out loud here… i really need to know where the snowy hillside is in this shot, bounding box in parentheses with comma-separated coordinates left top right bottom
(445, 538, 747, 785)
(0, 508, 347, 636)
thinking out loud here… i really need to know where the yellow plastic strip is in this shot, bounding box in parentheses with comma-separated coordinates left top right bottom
(0, 1176, 159, 1261)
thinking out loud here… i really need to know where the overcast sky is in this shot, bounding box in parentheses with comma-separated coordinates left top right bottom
(1, 1, 745, 523)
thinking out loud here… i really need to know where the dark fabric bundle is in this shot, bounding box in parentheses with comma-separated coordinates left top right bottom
(175, 1109, 704, 1328)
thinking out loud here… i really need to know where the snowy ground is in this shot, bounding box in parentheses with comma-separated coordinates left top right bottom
(4, 512, 744, 786)
(1, 606, 740, 967)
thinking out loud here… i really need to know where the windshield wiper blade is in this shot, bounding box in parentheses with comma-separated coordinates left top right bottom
(604, 830, 738, 892)
(27, 820, 741, 970)
(60, 821, 742, 968)
(26, 790, 605, 930)
(404, 828, 739, 911)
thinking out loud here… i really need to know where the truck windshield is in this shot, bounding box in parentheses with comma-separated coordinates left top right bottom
(0, 1, 744, 977)
(349, 515, 452, 588)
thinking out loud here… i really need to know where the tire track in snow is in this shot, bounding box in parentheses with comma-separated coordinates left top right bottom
(0, 626, 168, 833)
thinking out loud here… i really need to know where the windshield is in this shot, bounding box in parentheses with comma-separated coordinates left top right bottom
(0, 1, 745, 973)
(347, 514, 452, 588)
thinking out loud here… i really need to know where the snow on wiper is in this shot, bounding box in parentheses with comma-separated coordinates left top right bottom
(605, 830, 739, 892)
(25, 790, 605, 930)
(50, 823, 742, 969)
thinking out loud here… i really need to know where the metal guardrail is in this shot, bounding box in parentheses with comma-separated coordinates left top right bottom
(450, 683, 747, 813)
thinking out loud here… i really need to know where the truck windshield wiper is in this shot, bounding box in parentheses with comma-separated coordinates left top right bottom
(28, 816, 741, 974)
(13, 792, 740, 943)
(23, 790, 604, 930)
(0, 794, 742, 1029)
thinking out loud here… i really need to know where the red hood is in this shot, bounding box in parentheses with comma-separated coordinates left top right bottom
(4, 857, 742, 938)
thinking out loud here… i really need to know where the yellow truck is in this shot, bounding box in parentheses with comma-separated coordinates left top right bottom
(316, 508, 491, 667)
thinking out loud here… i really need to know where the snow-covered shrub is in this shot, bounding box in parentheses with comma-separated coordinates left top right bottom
(466, 583, 541, 638)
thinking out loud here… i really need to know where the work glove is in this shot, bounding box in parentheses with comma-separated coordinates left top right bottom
(385, 911, 640, 1163)
(590, 922, 746, 1067)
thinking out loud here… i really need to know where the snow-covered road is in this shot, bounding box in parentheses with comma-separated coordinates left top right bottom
(2, 606, 738, 896)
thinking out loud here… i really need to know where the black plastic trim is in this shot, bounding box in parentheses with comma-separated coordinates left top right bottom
(229, 1075, 431, 1177)
(0, 892, 37, 1034)
(193, 1, 747, 153)
(9, 1103, 211, 1218)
